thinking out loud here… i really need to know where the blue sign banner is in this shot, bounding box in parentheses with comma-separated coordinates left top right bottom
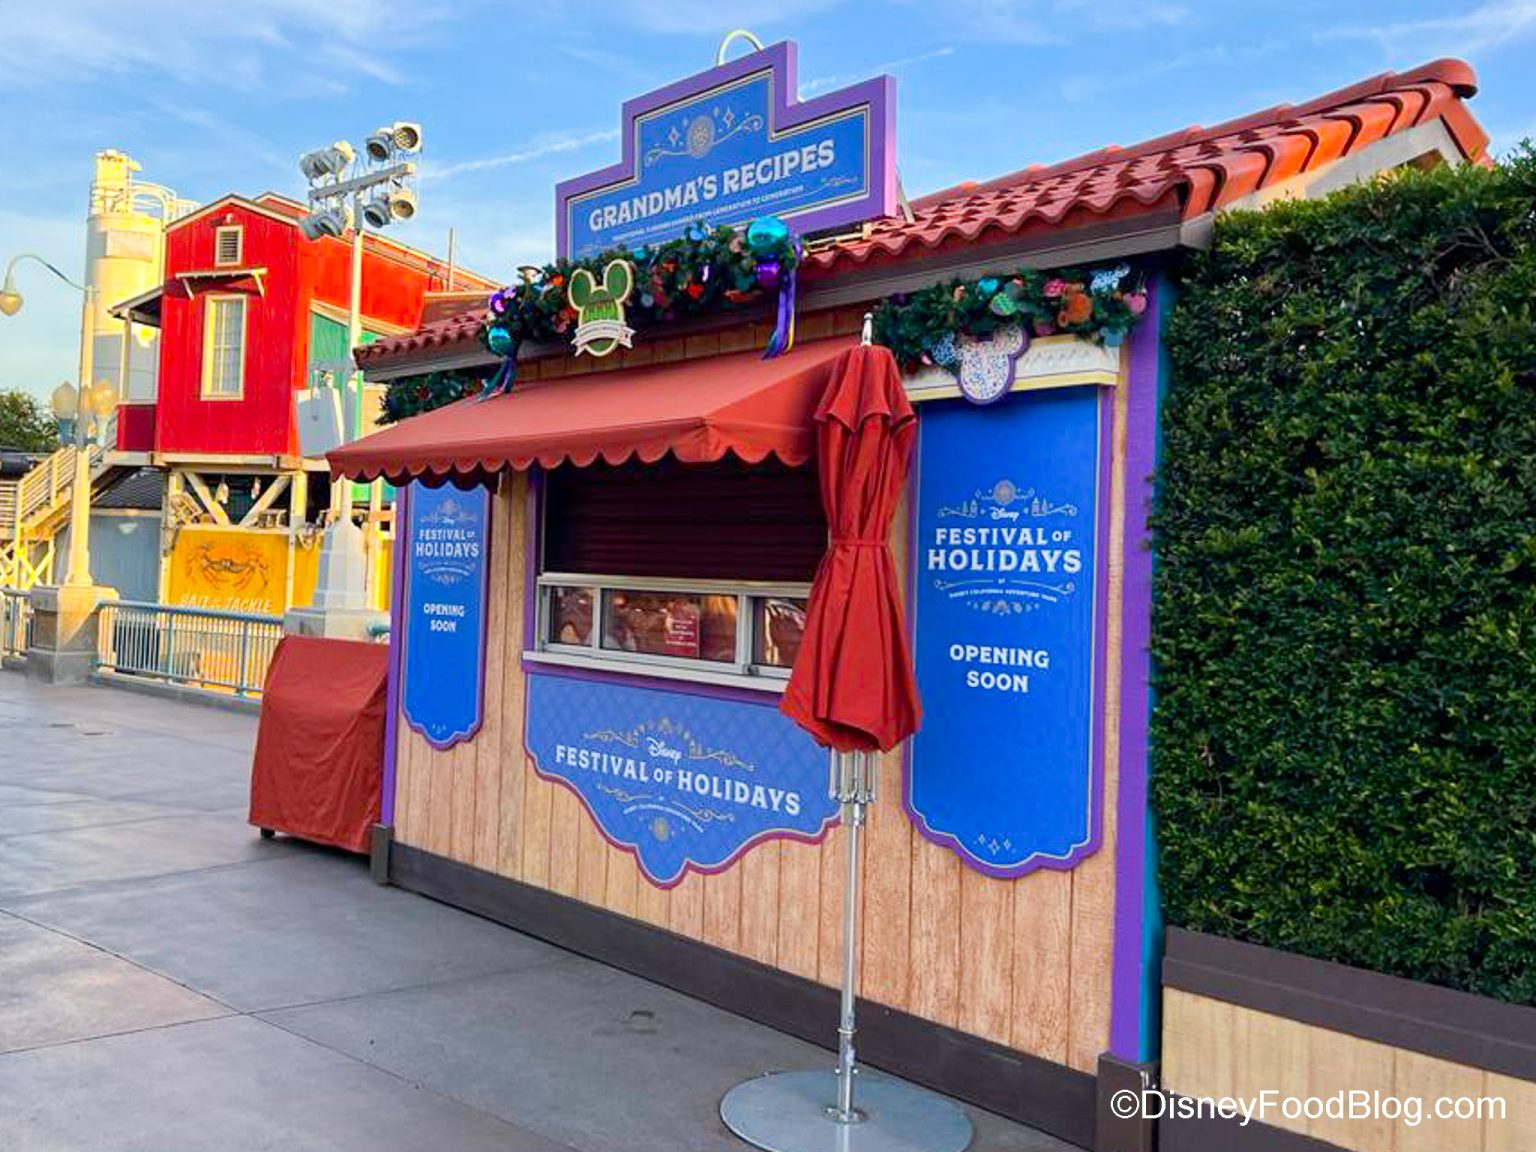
(556, 41, 895, 260)
(401, 484, 491, 749)
(526, 672, 837, 887)
(906, 388, 1105, 878)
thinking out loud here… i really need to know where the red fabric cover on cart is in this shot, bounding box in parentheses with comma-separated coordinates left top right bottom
(327, 336, 858, 486)
(781, 344, 921, 752)
(249, 636, 389, 854)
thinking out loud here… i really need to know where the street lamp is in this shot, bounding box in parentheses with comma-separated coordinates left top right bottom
(0, 254, 114, 587)
(295, 121, 423, 613)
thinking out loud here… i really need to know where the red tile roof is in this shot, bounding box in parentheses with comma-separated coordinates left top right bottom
(805, 58, 1487, 276)
(359, 58, 1486, 373)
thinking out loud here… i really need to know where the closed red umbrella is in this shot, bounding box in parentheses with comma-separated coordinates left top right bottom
(780, 342, 921, 752)
(727, 341, 967, 1152)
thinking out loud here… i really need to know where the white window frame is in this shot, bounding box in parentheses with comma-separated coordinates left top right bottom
(528, 572, 810, 694)
(213, 225, 243, 267)
(201, 294, 247, 400)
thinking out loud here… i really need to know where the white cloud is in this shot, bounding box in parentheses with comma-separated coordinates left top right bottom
(392, 193, 556, 286)
(0, 0, 449, 91)
(1322, 0, 1536, 57)
(890, 0, 1184, 46)
(421, 130, 621, 182)
(800, 46, 955, 96)
(1058, 39, 1284, 103)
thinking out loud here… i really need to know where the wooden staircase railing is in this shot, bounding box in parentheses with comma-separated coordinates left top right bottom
(0, 444, 110, 591)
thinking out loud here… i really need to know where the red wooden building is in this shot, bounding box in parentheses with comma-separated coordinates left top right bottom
(108, 192, 494, 612)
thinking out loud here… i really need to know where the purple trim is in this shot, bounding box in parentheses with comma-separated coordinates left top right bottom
(521, 665, 835, 889)
(555, 41, 896, 259)
(380, 485, 410, 826)
(1108, 276, 1165, 1061)
(400, 483, 494, 751)
(900, 389, 1110, 879)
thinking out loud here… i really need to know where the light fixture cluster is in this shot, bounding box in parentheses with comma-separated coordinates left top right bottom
(298, 121, 422, 241)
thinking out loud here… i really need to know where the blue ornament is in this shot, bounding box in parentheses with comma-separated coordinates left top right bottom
(1090, 262, 1131, 295)
(746, 216, 789, 256)
(486, 326, 515, 357)
(978, 277, 1000, 298)
(928, 331, 960, 368)
(1102, 328, 1125, 348)
(633, 245, 650, 262)
(688, 223, 708, 242)
(640, 293, 654, 308)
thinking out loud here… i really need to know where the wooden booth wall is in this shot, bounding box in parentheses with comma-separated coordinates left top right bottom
(390, 370, 1138, 1075)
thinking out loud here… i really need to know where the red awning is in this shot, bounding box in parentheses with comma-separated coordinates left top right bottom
(330, 336, 858, 484)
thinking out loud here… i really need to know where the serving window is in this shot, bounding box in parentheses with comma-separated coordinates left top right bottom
(531, 456, 822, 689)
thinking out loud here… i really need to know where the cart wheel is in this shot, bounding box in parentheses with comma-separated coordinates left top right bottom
(259, 828, 276, 840)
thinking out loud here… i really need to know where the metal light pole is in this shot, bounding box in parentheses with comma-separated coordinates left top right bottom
(1, 254, 116, 587)
(293, 125, 421, 617)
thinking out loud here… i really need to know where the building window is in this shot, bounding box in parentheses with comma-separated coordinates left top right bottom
(533, 457, 822, 689)
(214, 225, 243, 267)
(202, 295, 246, 399)
(539, 578, 807, 684)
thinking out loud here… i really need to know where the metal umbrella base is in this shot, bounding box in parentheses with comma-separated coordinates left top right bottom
(721, 1070, 972, 1152)
(723, 752, 972, 1152)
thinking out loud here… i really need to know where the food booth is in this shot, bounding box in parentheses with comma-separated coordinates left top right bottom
(330, 41, 1471, 1151)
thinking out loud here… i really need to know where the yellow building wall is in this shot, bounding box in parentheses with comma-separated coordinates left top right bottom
(167, 528, 292, 616)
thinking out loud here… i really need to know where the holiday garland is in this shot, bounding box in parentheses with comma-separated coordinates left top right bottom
(871, 263, 1148, 375)
(381, 224, 1150, 422)
(481, 222, 798, 363)
(381, 369, 487, 423)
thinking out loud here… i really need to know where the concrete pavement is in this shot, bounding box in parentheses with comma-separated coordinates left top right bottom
(0, 673, 1078, 1152)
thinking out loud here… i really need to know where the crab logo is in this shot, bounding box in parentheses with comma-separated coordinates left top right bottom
(569, 259, 636, 357)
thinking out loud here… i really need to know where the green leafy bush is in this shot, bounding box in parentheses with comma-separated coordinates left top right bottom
(1152, 149, 1536, 1003)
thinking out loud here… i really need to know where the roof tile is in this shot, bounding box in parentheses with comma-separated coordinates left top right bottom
(359, 58, 1486, 372)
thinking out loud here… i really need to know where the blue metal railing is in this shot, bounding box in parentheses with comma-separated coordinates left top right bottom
(96, 600, 284, 698)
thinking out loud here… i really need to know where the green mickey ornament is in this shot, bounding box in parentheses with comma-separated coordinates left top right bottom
(568, 259, 636, 357)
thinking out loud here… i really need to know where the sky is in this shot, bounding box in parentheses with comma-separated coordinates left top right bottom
(1, 0, 1534, 401)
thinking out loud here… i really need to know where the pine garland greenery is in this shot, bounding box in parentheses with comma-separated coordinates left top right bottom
(381, 218, 1149, 420)
(480, 222, 798, 360)
(871, 264, 1147, 374)
(380, 370, 487, 424)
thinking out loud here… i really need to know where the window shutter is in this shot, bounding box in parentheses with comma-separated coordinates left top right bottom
(215, 227, 242, 267)
(543, 457, 826, 583)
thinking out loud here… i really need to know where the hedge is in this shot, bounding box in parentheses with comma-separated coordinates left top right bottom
(1152, 149, 1536, 1004)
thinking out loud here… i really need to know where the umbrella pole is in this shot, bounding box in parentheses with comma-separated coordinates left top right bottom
(833, 748, 875, 1123)
(718, 747, 972, 1152)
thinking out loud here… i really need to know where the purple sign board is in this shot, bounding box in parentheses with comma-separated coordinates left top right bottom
(556, 41, 895, 260)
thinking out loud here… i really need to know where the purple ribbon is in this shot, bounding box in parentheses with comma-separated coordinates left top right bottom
(762, 239, 801, 360)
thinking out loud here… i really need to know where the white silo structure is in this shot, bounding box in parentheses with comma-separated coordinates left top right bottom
(84, 150, 196, 407)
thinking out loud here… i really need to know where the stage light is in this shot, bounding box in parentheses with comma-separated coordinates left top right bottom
(298, 205, 351, 241)
(298, 141, 355, 181)
(359, 194, 393, 229)
(364, 130, 394, 163)
(389, 122, 422, 153)
(387, 186, 417, 222)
